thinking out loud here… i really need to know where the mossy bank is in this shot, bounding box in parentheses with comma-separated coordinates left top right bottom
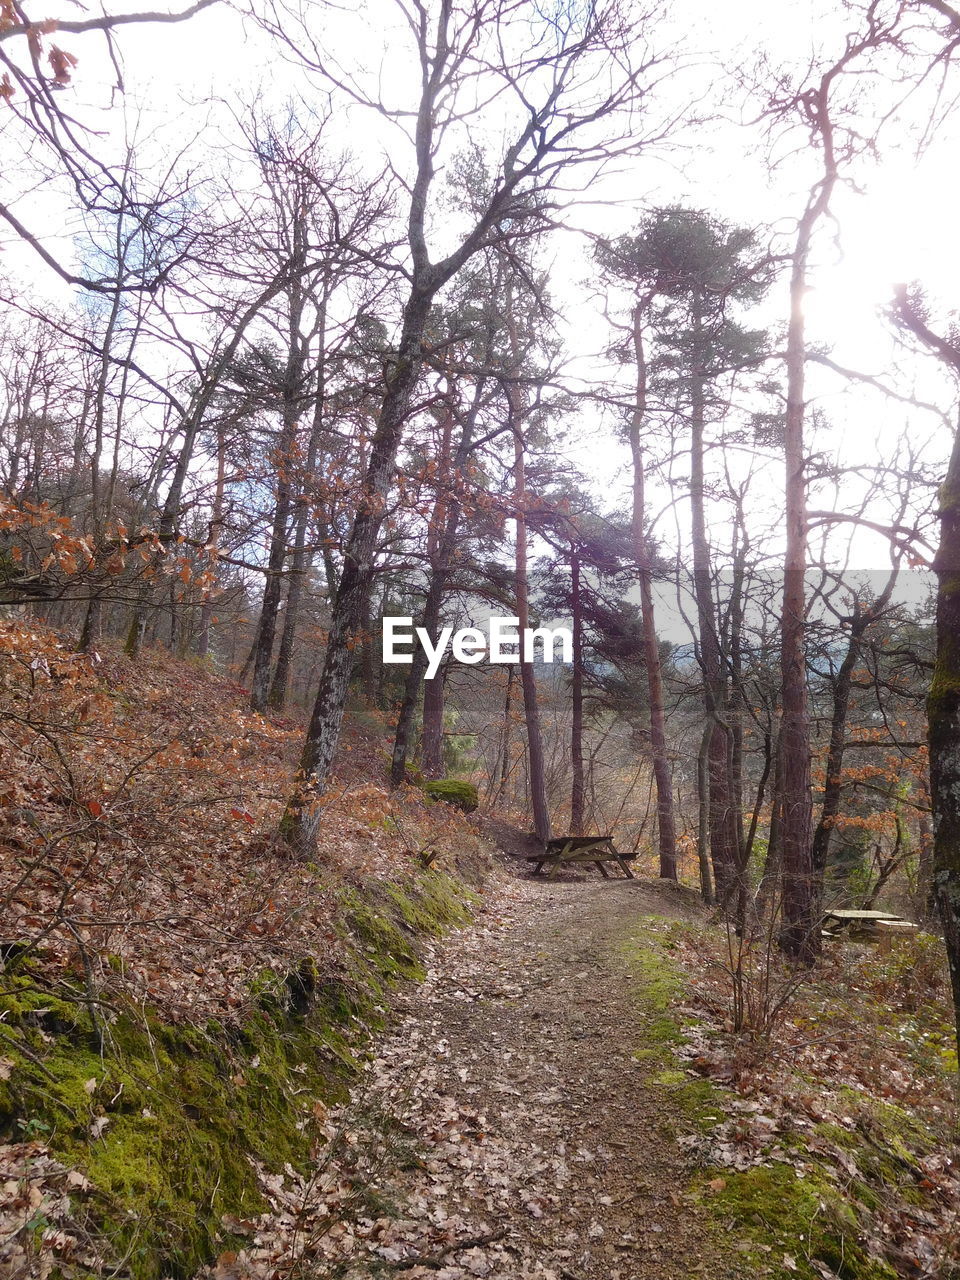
(0, 868, 474, 1278)
(620, 916, 955, 1280)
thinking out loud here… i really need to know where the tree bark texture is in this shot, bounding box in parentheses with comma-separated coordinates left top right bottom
(630, 303, 677, 880)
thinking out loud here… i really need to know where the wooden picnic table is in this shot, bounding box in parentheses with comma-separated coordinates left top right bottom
(822, 907, 918, 937)
(524, 835, 636, 880)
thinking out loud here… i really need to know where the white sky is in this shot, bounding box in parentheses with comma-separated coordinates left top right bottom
(2, 0, 958, 639)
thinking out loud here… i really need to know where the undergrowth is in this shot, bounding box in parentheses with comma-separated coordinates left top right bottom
(620, 915, 960, 1280)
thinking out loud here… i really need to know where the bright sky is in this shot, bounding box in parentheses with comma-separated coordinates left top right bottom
(2, 0, 958, 635)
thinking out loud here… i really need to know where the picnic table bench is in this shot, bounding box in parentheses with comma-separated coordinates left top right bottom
(524, 835, 636, 880)
(822, 908, 918, 938)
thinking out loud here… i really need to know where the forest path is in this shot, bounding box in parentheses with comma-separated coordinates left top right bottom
(304, 867, 743, 1280)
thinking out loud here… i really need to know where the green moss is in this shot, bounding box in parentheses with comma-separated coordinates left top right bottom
(0, 866, 477, 1279)
(829, 1091, 938, 1211)
(337, 871, 475, 993)
(619, 918, 725, 1133)
(419, 778, 479, 812)
(620, 919, 686, 1053)
(652, 1069, 689, 1086)
(704, 1164, 897, 1279)
(0, 987, 337, 1277)
(383, 870, 476, 933)
(815, 1120, 859, 1151)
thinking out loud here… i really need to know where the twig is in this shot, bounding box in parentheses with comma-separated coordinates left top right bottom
(0, 1023, 57, 1080)
(390, 1228, 507, 1270)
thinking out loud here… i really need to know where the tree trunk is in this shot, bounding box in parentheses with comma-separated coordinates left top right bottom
(198, 423, 227, 659)
(513, 421, 552, 843)
(689, 363, 739, 902)
(421, 664, 446, 778)
(78, 597, 102, 653)
(390, 564, 448, 786)
(269, 295, 330, 710)
(891, 291, 960, 1058)
(811, 572, 899, 885)
(495, 665, 515, 804)
(570, 543, 585, 836)
(915, 750, 934, 917)
(390, 397, 460, 786)
(124, 608, 147, 658)
(629, 303, 677, 881)
(250, 438, 296, 711)
(268, 448, 314, 709)
(728, 527, 748, 865)
(252, 238, 308, 712)
(696, 723, 715, 902)
(928, 420, 960, 1056)
(758, 723, 784, 911)
(421, 417, 458, 783)
(502, 297, 551, 843)
(777, 214, 817, 963)
(282, 286, 434, 852)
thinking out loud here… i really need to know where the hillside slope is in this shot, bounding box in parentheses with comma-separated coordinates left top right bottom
(0, 618, 492, 1275)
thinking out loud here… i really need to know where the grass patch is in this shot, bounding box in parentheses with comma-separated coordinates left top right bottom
(619, 916, 725, 1135)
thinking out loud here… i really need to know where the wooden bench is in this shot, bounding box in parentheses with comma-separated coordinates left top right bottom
(524, 835, 636, 880)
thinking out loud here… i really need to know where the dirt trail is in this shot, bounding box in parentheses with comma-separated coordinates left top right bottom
(317, 867, 742, 1280)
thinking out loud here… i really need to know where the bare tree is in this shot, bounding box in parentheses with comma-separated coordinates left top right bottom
(278, 0, 678, 853)
(0, 0, 218, 290)
(757, 0, 907, 959)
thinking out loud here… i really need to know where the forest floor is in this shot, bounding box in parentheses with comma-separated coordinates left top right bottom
(2, 622, 957, 1280)
(208, 844, 960, 1280)
(208, 862, 745, 1280)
